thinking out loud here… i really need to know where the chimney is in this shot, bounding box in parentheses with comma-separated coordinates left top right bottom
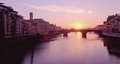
(30, 12, 33, 20)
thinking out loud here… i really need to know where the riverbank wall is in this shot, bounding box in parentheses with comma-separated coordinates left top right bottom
(102, 32, 120, 39)
(0, 31, 62, 46)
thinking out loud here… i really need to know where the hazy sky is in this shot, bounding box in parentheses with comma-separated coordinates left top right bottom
(1, 0, 120, 28)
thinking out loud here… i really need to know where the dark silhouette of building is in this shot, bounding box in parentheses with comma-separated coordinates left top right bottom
(103, 37, 120, 58)
(30, 12, 33, 20)
(0, 3, 23, 39)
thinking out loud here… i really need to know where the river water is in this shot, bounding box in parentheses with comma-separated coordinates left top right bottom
(23, 32, 120, 64)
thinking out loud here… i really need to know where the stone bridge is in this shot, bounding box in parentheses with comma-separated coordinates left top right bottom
(61, 29, 102, 38)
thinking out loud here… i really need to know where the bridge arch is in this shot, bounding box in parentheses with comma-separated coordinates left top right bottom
(61, 29, 102, 38)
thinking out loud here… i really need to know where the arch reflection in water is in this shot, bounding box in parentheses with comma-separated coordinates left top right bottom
(76, 32, 82, 40)
(87, 32, 99, 41)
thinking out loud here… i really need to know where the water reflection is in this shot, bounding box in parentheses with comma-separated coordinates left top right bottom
(87, 32, 99, 41)
(23, 33, 120, 64)
(76, 32, 81, 39)
(23, 33, 109, 64)
(103, 37, 120, 58)
(75, 32, 99, 41)
(0, 43, 28, 64)
(0, 39, 38, 64)
(2, 33, 120, 64)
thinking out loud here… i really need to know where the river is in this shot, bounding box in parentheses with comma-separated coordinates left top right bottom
(23, 32, 120, 64)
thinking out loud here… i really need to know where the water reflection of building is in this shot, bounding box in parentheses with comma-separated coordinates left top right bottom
(103, 37, 120, 58)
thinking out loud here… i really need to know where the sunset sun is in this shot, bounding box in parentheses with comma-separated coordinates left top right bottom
(73, 23, 84, 29)
(76, 24, 82, 29)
